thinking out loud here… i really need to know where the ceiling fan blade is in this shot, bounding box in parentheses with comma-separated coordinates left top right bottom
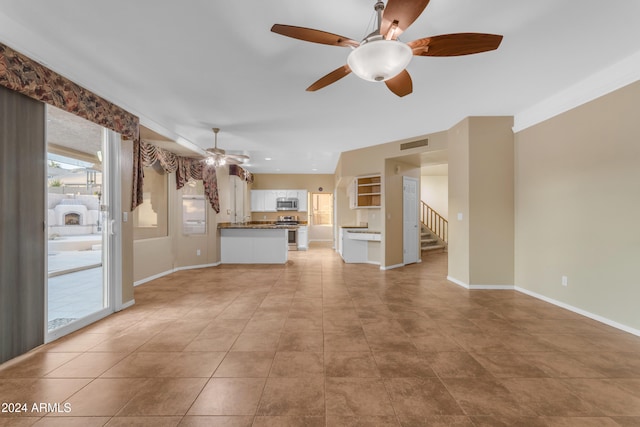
(408, 33, 503, 56)
(271, 24, 359, 48)
(381, 0, 431, 40)
(306, 65, 352, 92)
(385, 70, 413, 97)
(225, 153, 250, 161)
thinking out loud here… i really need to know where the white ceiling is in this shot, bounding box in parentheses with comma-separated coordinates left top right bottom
(1, 1, 640, 174)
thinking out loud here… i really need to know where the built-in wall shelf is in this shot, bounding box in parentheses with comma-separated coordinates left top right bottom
(355, 174, 381, 208)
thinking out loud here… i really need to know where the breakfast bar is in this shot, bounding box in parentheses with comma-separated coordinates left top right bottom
(218, 223, 296, 264)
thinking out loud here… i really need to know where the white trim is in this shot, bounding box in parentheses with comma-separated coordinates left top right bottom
(469, 284, 514, 290)
(45, 307, 112, 343)
(380, 263, 404, 270)
(514, 49, 640, 132)
(447, 276, 469, 289)
(134, 269, 174, 287)
(134, 262, 221, 286)
(174, 262, 221, 272)
(515, 286, 640, 337)
(118, 299, 135, 311)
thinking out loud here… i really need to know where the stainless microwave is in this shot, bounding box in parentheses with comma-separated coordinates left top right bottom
(276, 197, 298, 211)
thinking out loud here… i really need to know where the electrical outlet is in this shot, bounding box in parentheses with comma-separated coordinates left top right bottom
(196, 249, 201, 256)
(562, 276, 568, 287)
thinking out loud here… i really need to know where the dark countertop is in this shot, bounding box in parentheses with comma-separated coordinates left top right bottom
(346, 229, 381, 234)
(218, 222, 303, 230)
(340, 225, 369, 229)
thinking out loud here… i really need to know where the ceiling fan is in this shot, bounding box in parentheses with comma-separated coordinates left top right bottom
(203, 128, 249, 167)
(271, 0, 503, 97)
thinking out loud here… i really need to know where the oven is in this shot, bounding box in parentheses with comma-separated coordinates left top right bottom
(287, 229, 298, 251)
(276, 215, 299, 251)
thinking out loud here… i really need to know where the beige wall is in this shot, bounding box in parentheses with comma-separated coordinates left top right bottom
(448, 119, 470, 284)
(469, 117, 515, 285)
(448, 117, 514, 286)
(335, 133, 445, 268)
(421, 175, 448, 220)
(515, 81, 640, 330)
(133, 167, 233, 283)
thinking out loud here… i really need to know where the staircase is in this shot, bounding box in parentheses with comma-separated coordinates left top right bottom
(421, 225, 446, 252)
(420, 201, 448, 252)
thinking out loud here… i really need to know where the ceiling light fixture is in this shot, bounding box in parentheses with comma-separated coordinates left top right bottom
(347, 0, 412, 83)
(203, 128, 249, 167)
(348, 37, 412, 82)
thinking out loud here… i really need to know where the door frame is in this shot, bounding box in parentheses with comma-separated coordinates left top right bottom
(44, 128, 121, 342)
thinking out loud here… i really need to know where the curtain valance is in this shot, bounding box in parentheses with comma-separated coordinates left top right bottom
(229, 164, 254, 184)
(0, 43, 139, 141)
(139, 141, 220, 213)
(0, 42, 146, 210)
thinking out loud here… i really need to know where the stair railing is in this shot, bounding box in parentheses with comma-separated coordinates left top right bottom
(420, 201, 448, 244)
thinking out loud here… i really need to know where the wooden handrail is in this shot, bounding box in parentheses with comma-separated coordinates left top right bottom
(420, 201, 448, 244)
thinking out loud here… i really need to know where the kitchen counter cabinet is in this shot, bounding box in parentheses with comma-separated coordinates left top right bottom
(220, 228, 288, 264)
(340, 228, 381, 264)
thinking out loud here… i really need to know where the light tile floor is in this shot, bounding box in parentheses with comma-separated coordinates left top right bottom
(2, 243, 640, 426)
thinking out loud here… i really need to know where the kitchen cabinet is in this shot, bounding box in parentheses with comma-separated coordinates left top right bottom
(264, 190, 278, 211)
(250, 190, 265, 212)
(340, 227, 381, 263)
(355, 174, 381, 208)
(298, 225, 308, 250)
(296, 190, 308, 212)
(250, 190, 278, 212)
(250, 189, 307, 212)
(220, 228, 288, 263)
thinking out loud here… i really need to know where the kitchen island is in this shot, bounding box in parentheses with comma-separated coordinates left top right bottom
(218, 223, 297, 264)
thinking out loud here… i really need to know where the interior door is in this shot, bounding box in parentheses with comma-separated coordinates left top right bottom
(403, 176, 419, 265)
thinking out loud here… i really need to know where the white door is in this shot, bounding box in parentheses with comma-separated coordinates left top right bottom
(403, 176, 419, 265)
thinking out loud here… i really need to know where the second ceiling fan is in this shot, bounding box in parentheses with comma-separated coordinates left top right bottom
(271, 0, 503, 97)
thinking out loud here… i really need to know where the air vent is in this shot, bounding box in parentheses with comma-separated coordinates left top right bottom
(400, 138, 429, 150)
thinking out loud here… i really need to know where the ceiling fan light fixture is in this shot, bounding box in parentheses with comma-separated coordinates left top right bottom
(347, 39, 412, 82)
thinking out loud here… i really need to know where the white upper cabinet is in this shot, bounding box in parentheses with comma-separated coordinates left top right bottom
(296, 190, 308, 212)
(251, 189, 304, 212)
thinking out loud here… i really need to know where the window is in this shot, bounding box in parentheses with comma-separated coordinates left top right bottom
(133, 164, 168, 239)
(182, 180, 206, 235)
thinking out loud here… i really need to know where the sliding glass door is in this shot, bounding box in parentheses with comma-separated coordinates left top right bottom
(45, 105, 119, 340)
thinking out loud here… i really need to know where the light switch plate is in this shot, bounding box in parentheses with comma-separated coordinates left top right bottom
(122, 212, 128, 222)
(457, 213, 463, 221)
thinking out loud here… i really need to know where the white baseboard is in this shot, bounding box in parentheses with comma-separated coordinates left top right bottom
(447, 276, 515, 290)
(381, 263, 404, 270)
(447, 276, 469, 289)
(134, 269, 174, 287)
(174, 262, 220, 272)
(471, 284, 515, 290)
(515, 286, 640, 337)
(135, 262, 221, 286)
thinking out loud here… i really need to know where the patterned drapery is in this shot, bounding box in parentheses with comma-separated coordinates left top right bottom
(0, 43, 139, 139)
(140, 141, 220, 213)
(0, 42, 143, 210)
(0, 42, 221, 213)
(229, 164, 254, 184)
